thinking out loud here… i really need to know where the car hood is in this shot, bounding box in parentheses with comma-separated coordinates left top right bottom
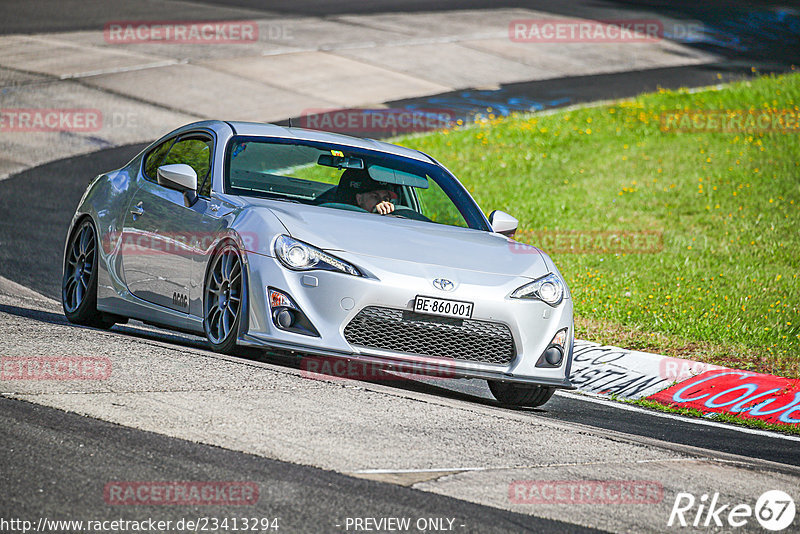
(258, 201, 548, 279)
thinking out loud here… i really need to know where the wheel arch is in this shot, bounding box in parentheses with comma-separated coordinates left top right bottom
(62, 215, 117, 329)
(202, 236, 250, 343)
(62, 213, 97, 275)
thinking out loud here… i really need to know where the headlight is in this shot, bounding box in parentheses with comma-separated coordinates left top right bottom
(274, 235, 360, 276)
(511, 273, 564, 306)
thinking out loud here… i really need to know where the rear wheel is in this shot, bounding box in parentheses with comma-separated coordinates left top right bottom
(203, 243, 244, 354)
(62, 219, 116, 329)
(488, 381, 555, 407)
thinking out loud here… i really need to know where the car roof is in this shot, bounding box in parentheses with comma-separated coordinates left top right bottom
(196, 120, 435, 164)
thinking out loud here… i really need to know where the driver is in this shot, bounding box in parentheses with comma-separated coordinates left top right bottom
(337, 169, 398, 215)
(357, 187, 397, 215)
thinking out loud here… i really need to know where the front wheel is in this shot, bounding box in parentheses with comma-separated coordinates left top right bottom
(488, 381, 555, 408)
(203, 243, 244, 354)
(62, 218, 116, 329)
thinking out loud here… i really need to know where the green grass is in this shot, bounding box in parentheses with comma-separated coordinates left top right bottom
(398, 72, 800, 377)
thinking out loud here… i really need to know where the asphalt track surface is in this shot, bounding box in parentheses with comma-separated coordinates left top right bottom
(2, 1, 799, 532)
(0, 396, 597, 533)
(1, 142, 799, 471)
(2, 0, 799, 70)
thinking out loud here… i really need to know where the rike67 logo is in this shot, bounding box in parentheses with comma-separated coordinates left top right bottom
(668, 490, 795, 531)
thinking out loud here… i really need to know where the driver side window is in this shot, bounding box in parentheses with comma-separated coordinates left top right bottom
(143, 135, 213, 197)
(143, 138, 175, 182)
(163, 137, 213, 197)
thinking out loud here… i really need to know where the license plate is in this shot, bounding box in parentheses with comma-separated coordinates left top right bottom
(413, 296, 474, 319)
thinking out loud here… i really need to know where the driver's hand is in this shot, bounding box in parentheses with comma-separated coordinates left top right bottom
(374, 201, 395, 215)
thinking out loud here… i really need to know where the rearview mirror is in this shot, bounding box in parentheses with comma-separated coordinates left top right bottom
(317, 154, 364, 170)
(488, 210, 518, 237)
(157, 164, 197, 192)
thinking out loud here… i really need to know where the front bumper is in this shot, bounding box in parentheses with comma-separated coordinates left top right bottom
(241, 249, 575, 389)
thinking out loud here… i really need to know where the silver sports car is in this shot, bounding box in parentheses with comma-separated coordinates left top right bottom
(62, 120, 574, 407)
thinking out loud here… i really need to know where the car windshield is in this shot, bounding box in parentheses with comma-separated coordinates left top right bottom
(224, 137, 489, 231)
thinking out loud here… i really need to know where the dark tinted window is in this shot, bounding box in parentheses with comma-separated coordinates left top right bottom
(198, 168, 213, 197)
(143, 138, 175, 181)
(143, 135, 213, 195)
(164, 138, 212, 180)
(225, 137, 489, 231)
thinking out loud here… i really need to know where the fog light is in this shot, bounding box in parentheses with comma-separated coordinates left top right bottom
(268, 288, 297, 329)
(544, 346, 563, 366)
(275, 308, 294, 329)
(266, 287, 320, 337)
(536, 328, 569, 368)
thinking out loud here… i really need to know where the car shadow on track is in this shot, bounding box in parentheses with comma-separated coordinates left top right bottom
(1, 301, 550, 414)
(0, 303, 70, 325)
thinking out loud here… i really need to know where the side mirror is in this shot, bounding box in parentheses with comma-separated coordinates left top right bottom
(157, 164, 197, 192)
(157, 164, 199, 207)
(488, 210, 518, 237)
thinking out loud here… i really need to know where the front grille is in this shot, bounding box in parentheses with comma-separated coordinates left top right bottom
(343, 306, 515, 365)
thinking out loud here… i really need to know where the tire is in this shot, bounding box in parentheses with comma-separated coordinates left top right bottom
(62, 218, 116, 329)
(203, 242, 245, 354)
(488, 381, 555, 407)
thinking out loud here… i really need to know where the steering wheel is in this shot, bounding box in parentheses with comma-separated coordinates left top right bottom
(317, 202, 430, 222)
(387, 206, 431, 222)
(317, 202, 368, 213)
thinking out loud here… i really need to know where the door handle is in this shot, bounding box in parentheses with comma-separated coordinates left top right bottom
(130, 202, 144, 217)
